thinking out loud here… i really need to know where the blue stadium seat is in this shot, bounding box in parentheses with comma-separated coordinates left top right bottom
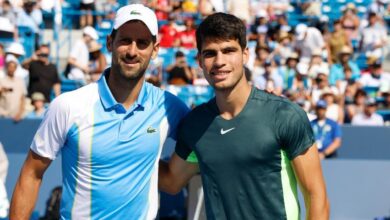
(17, 25, 35, 58)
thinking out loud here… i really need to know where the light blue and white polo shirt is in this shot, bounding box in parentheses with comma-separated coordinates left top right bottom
(30, 69, 189, 219)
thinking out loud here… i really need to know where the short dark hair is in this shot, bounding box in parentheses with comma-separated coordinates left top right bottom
(196, 13, 247, 52)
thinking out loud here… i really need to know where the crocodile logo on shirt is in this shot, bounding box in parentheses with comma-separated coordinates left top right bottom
(130, 10, 141, 15)
(147, 126, 157, 133)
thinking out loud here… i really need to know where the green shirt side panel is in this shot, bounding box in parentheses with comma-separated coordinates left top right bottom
(281, 150, 300, 220)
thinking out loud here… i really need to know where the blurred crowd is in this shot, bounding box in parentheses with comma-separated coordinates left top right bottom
(0, 0, 389, 129)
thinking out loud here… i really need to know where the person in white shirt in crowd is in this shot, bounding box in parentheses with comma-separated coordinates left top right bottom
(0, 55, 26, 121)
(253, 60, 283, 95)
(0, 0, 18, 39)
(294, 23, 328, 64)
(321, 88, 344, 124)
(310, 65, 339, 105)
(66, 26, 99, 84)
(4, 42, 29, 89)
(359, 11, 387, 58)
(352, 97, 384, 126)
(308, 48, 329, 79)
(292, 62, 311, 91)
(16, 0, 42, 50)
(358, 56, 390, 90)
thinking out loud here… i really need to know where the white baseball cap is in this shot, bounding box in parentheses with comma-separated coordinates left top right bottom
(5, 54, 19, 64)
(113, 4, 158, 38)
(83, 26, 99, 40)
(5, 42, 25, 56)
(295, 23, 307, 41)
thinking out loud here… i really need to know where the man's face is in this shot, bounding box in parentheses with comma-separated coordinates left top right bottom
(6, 62, 17, 76)
(197, 38, 248, 91)
(107, 21, 159, 81)
(340, 54, 350, 63)
(316, 107, 327, 119)
(37, 46, 50, 63)
(364, 105, 376, 116)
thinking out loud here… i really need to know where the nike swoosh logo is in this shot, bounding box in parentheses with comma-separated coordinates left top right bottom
(220, 127, 235, 135)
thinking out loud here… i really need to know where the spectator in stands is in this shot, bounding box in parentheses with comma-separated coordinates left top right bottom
(16, 0, 42, 50)
(345, 89, 367, 123)
(198, 0, 215, 17)
(226, 0, 250, 24)
(0, 55, 26, 121)
(251, 44, 270, 78)
(368, 0, 388, 17)
(378, 83, 390, 110)
(253, 60, 283, 95)
(166, 50, 194, 85)
(174, 17, 196, 49)
(278, 52, 299, 90)
(293, 62, 311, 91)
(321, 88, 344, 124)
(310, 66, 338, 104)
(311, 100, 342, 159)
(337, 65, 358, 94)
(300, 0, 321, 17)
(328, 20, 351, 64)
(359, 11, 387, 58)
(0, 0, 18, 39)
(248, 9, 269, 41)
(79, 0, 95, 28)
(25, 91, 46, 118)
(340, 3, 360, 41)
(148, 0, 173, 20)
(294, 23, 327, 64)
(308, 49, 329, 79)
(358, 56, 390, 89)
(159, 14, 179, 48)
(66, 26, 98, 83)
(88, 41, 107, 82)
(272, 31, 293, 65)
(329, 46, 360, 86)
(23, 44, 60, 103)
(352, 97, 384, 126)
(4, 42, 28, 88)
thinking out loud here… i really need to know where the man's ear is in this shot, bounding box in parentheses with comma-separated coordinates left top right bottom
(106, 35, 112, 52)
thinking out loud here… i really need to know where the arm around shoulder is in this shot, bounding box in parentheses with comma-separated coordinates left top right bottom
(10, 150, 52, 220)
(292, 144, 330, 220)
(159, 153, 199, 195)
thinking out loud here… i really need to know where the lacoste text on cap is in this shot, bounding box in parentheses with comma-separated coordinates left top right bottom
(113, 4, 158, 38)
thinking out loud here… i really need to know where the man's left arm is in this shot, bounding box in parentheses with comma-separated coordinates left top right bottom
(292, 145, 330, 220)
(53, 83, 61, 97)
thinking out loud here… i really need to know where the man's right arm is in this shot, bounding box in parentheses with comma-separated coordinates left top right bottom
(159, 153, 199, 195)
(10, 150, 52, 220)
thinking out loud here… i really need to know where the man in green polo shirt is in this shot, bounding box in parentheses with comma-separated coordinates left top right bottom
(159, 13, 329, 219)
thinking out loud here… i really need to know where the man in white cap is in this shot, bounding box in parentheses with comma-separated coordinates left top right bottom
(5, 42, 29, 89)
(0, 55, 26, 121)
(66, 25, 99, 83)
(294, 23, 327, 64)
(10, 4, 189, 219)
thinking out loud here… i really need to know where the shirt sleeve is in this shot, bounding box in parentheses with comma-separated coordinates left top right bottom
(332, 122, 342, 139)
(276, 101, 316, 160)
(30, 95, 70, 160)
(164, 91, 190, 140)
(174, 120, 198, 163)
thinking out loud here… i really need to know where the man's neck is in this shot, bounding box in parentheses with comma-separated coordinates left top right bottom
(215, 78, 252, 120)
(107, 69, 144, 110)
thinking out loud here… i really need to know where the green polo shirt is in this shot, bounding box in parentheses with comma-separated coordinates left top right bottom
(175, 87, 315, 219)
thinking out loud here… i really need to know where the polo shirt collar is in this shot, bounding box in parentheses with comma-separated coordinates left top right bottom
(98, 68, 150, 110)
